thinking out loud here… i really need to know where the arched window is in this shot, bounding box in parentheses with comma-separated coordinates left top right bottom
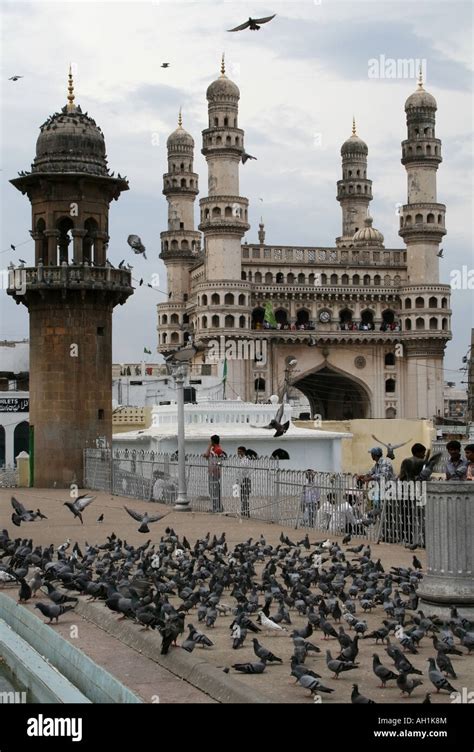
(405, 298, 412, 309)
(180, 178, 186, 188)
(170, 313, 179, 324)
(415, 296, 424, 308)
(181, 239, 189, 250)
(225, 315, 235, 328)
(239, 315, 246, 328)
(416, 317, 425, 330)
(211, 293, 220, 305)
(363, 274, 371, 285)
(442, 317, 448, 330)
(415, 213, 423, 224)
(429, 317, 438, 329)
(223, 116, 228, 127)
(330, 273, 338, 285)
(287, 272, 295, 284)
(252, 307, 265, 328)
(161, 314, 168, 324)
(241, 271, 247, 281)
(254, 271, 262, 283)
(427, 213, 434, 223)
(384, 352, 395, 366)
(162, 332, 167, 343)
(265, 272, 273, 284)
(57, 216, 74, 265)
(361, 310, 374, 327)
(438, 215, 443, 224)
(238, 294, 245, 305)
(298, 273, 305, 284)
(214, 117, 219, 126)
(35, 218, 48, 263)
(441, 297, 447, 309)
(339, 308, 352, 325)
(212, 206, 221, 217)
(275, 309, 288, 327)
(255, 377, 265, 392)
(429, 296, 437, 308)
(405, 215, 412, 224)
(385, 378, 396, 393)
(342, 274, 349, 285)
(405, 319, 412, 330)
(276, 272, 284, 284)
(225, 206, 233, 217)
(212, 314, 220, 327)
(296, 309, 309, 327)
(202, 316, 208, 328)
(224, 293, 234, 305)
(382, 309, 395, 325)
(170, 332, 179, 343)
(386, 407, 396, 419)
(352, 274, 360, 285)
(171, 239, 178, 250)
(13, 421, 29, 461)
(201, 294, 208, 306)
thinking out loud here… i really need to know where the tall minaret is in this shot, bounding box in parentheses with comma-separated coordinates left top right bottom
(158, 111, 200, 352)
(336, 118, 373, 246)
(199, 55, 249, 280)
(398, 70, 446, 282)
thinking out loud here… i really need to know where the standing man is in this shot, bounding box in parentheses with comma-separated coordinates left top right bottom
(203, 435, 227, 512)
(300, 469, 320, 527)
(236, 446, 251, 517)
(445, 440, 468, 481)
(399, 443, 427, 481)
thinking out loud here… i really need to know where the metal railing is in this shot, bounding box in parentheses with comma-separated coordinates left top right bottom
(84, 449, 428, 545)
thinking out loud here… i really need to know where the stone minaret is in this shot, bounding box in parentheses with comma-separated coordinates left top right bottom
(7, 70, 133, 487)
(158, 111, 200, 352)
(398, 70, 446, 283)
(398, 72, 450, 420)
(336, 118, 373, 246)
(199, 55, 249, 281)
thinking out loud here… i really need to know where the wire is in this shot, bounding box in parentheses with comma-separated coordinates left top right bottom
(0, 238, 32, 256)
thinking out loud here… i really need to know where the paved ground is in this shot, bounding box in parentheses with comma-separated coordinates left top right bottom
(1, 488, 472, 704)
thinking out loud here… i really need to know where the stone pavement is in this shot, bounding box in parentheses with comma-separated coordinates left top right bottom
(1, 488, 472, 704)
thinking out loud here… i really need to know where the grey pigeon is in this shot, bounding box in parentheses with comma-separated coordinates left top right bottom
(63, 494, 95, 524)
(227, 14, 276, 32)
(351, 684, 376, 704)
(326, 650, 358, 678)
(397, 672, 423, 696)
(34, 602, 76, 623)
(252, 638, 282, 664)
(127, 234, 147, 260)
(372, 653, 399, 687)
(298, 675, 334, 695)
(124, 506, 170, 533)
(427, 658, 457, 693)
(232, 659, 266, 674)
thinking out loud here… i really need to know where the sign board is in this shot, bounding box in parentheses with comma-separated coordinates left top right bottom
(0, 398, 29, 412)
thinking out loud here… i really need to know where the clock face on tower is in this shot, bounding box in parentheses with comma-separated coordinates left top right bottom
(319, 310, 331, 323)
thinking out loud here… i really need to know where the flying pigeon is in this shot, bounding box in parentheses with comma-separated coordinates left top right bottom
(10, 496, 36, 526)
(63, 494, 95, 524)
(8, 75, 23, 81)
(161, 63, 170, 68)
(371, 435, 412, 460)
(242, 152, 257, 164)
(19, 259, 26, 264)
(253, 402, 289, 437)
(123, 506, 170, 533)
(165, 341, 207, 364)
(10, 244, 16, 250)
(127, 234, 147, 260)
(437, 248, 443, 257)
(227, 14, 276, 32)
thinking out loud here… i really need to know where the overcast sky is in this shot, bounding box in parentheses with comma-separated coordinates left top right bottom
(0, 0, 472, 385)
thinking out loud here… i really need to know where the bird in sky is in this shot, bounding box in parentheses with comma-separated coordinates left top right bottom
(227, 14, 276, 32)
(370, 435, 412, 460)
(63, 494, 95, 524)
(165, 341, 207, 364)
(19, 259, 26, 264)
(127, 234, 147, 260)
(242, 152, 257, 164)
(123, 506, 170, 533)
(161, 63, 170, 68)
(139, 278, 143, 286)
(10, 244, 16, 250)
(437, 248, 444, 257)
(8, 75, 24, 81)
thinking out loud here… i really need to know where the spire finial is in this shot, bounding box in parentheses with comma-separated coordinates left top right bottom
(352, 115, 356, 136)
(417, 65, 424, 89)
(220, 52, 225, 76)
(67, 64, 76, 112)
(178, 107, 182, 127)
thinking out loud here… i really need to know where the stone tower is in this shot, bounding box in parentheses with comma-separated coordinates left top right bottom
(398, 70, 450, 419)
(198, 55, 250, 281)
(336, 118, 373, 246)
(158, 111, 200, 352)
(7, 70, 133, 487)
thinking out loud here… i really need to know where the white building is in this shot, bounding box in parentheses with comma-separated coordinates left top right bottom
(0, 340, 30, 467)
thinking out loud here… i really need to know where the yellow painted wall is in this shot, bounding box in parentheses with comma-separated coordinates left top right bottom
(112, 407, 153, 435)
(294, 419, 436, 475)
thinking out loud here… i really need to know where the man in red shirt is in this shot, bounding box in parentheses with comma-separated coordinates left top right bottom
(203, 435, 227, 512)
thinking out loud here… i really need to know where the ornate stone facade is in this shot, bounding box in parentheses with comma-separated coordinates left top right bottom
(157, 65, 451, 420)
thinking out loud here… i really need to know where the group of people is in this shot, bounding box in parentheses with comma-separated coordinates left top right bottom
(203, 436, 256, 516)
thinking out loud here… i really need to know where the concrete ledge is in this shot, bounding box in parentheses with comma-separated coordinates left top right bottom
(0, 620, 90, 704)
(76, 599, 273, 704)
(0, 595, 142, 704)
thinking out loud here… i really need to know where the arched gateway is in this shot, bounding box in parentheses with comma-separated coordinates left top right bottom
(293, 365, 371, 419)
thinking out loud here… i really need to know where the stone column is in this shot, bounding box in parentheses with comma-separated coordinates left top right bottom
(30, 231, 43, 265)
(418, 481, 474, 617)
(43, 229, 60, 266)
(71, 229, 87, 264)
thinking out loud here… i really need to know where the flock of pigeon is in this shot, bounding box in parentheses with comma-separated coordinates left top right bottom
(1, 510, 472, 703)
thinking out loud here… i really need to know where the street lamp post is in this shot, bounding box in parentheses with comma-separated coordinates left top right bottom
(171, 362, 190, 512)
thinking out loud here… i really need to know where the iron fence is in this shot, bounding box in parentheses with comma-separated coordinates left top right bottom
(84, 448, 428, 545)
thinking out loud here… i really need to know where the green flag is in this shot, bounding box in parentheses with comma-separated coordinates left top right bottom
(264, 301, 277, 328)
(144, 347, 152, 354)
(222, 356, 228, 381)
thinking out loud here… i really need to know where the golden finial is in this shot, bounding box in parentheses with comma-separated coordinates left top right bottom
(220, 52, 225, 76)
(178, 108, 182, 127)
(352, 116, 356, 136)
(66, 64, 76, 112)
(417, 65, 424, 89)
